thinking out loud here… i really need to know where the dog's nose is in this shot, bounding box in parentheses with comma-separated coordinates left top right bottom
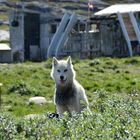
(60, 76, 64, 80)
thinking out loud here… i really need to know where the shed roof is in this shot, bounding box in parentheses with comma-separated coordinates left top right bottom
(94, 4, 140, 16)
(0, 44, 11, 51)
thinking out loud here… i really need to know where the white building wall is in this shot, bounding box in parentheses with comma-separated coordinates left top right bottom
(10, 12, 24, 60)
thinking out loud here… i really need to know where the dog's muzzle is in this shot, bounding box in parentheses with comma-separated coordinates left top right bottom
(60, 76, 64, 80)
(60, 76, 67, 84)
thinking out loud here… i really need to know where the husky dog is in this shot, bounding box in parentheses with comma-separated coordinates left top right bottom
(51, 56, 90, 116)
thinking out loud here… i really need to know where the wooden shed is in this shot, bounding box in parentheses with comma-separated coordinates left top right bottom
(9, 1, 107, 61)
(10, 9, 101, 60)
(9, 3, 140, 61)
(94, 4, 140, 57)
(9, 2, 65, 61)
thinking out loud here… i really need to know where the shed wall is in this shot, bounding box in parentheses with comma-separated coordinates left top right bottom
(10, 12, 24, 54)
(0, 51, 12, 63)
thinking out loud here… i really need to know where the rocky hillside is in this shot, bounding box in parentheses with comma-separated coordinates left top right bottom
(0, 0, 139, 22)
(0, 0, 139, 42)
(0, 0, 108, 16)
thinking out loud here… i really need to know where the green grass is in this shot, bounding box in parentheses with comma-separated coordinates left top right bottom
(0, 25, 9, 31)
(0, 12, 9, 31)
(0, 13, 8, 21)
(0, 57, 140, 139)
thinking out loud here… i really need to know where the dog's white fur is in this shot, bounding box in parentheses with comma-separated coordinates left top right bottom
(51, 56, 90, 116)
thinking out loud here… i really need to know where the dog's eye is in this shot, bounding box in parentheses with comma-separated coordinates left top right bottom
(64, 69, 68, 72)
(57, 69, 60, 73)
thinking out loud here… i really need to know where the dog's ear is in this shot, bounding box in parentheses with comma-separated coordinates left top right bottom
(67, 56, 72, 65)
(53, 57, 58, 66)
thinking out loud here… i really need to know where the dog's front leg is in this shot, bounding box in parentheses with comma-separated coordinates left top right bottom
(67, 102, 80, 115)
(56, 105, 67, 117)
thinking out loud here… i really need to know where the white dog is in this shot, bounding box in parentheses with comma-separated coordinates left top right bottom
(51, 56, 90, 116)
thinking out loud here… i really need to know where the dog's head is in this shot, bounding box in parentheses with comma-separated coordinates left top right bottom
(51, 56, 75, 86)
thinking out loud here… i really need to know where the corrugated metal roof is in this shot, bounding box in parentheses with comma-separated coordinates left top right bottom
(0, 44, 11, 51)
(94, 4, 140, 16)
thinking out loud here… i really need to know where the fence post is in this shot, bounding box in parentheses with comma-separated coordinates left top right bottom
(0, 83, 3, 109)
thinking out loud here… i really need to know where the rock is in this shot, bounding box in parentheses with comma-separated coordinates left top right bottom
(29, 96, 47, 105)
(89, 59, 101, 66)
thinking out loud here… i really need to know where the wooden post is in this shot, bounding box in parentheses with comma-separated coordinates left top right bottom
(55, 13, 77, 57)
(117, 12, 133, 57)
(47, 13, 70, 58)
(129, 12, 140, 44)
(0, 83, 3, 109)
